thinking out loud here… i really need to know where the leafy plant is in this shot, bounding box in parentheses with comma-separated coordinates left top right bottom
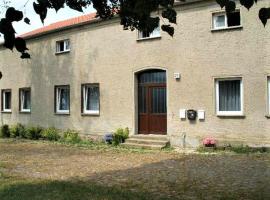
(25, 126, 43, 140)
(41, 128, 60, 141)
(113, 127, 129, 145)
(0, 124, 10, 138)
(197, 144, 270, 154)
(10, 123, 25, 138)
(62, 129, 81, 143)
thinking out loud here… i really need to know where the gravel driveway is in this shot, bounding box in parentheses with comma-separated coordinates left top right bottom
(0, 139, 269, 200)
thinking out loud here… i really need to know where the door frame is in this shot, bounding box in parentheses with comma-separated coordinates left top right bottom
(133, 67, 168, 135)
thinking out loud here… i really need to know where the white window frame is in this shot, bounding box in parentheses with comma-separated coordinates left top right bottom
(20, 88, 31, 113)
(2, 90, 11, 112)
(212, 10, 241, 30)
(137, 25, 161, 40)
(267, 76, 270, 116)
(55, 86, 70, 114)
(82, 84, 100, 115)
(56, 39, 70, 54)
(215, 78, 244, 116)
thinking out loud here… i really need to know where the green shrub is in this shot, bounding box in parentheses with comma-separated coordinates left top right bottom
(62, 129, 81, 143)
(113, 127, 129, 145)
(0, 124, 10, 138)
(25, 126, 43, 140)
(41, 128, 60, 141)
(228, 145, 270, 154)
(197, 145, 270, 154)
(10, 123, 25, 138)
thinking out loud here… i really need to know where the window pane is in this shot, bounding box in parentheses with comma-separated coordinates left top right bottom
(138, 70, 166, 84)
(86, 86, 99, 111)
(214, 15, 225, 28)
(65, 40, 70, 50)
(58, 88, 69, 111)
(227, 11, 240, 27)
(4, 91, 11, 109)
(23, 90, 31, 110)
(139, 24, 160, 39)
(59, 42, 64, 52)
(151, 87, 166, 114)
(151, 26, 160, 37)
(138, 86, 147, 113)
(219, 80, 241, 111)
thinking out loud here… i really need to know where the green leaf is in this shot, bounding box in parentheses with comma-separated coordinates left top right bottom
(161, 24, 174, 37)
(259, 7, 270, 27)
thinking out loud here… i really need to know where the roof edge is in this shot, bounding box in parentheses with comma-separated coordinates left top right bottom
(22, 17, 102, 41)
(0, 0, 206, 46)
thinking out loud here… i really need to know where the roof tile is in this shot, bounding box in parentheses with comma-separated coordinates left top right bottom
(20, 12, 97, 38)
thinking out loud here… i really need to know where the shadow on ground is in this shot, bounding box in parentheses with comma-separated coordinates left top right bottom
(1, 156, 269, 200)
(0, 179, 158, 200)
(0, 141, 269, 200)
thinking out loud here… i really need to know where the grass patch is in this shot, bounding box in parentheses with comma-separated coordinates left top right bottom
(0, 138, 173, 154)
(0, 179, 157, 200)
(197, 145, 270, 154)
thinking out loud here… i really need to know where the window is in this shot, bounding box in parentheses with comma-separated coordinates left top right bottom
(1, 89, 11, 112)
(268, 78, 270, 114)
(19, 88, 31, 112)
(215, 78, 243, 116)
(212, 10, 241, 30)
(55, 85, 70, 114)
(56, 39, 70, 53)
(82, 84, 100, 115)
(138, 25, 160, 40)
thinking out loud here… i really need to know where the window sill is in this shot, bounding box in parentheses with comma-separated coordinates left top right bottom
(217, 113, 245, 118)
(211, 25, 243, 32)
(81, 113, 100, 117)
(55, 112, 70, 115)
(136, 36, 161, 42)
(55, 50, 70, 55)
(20, 111, 31, 114)
(1, 111, 11, 113)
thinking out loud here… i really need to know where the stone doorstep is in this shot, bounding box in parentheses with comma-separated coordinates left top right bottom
(125, 138, 168, 146)
(130, 134, 169, 141)
(122, 134, 170, 150)
(121, 142, 166, 150)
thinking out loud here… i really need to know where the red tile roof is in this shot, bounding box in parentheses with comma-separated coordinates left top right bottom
(20, 12, 97, 39)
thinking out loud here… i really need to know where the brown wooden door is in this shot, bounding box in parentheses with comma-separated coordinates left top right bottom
(138, 70, 167, 135)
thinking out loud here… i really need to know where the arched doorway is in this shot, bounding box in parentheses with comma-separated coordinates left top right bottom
(137, 69, 167, 135)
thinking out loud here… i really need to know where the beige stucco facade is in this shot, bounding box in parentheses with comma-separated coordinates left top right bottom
(0, 0, 270, 147)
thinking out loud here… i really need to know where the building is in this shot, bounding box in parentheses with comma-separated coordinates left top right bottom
(0, 0, 270, 147)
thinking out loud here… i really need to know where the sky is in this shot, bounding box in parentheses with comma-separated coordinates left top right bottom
(0, 0, 95, 37)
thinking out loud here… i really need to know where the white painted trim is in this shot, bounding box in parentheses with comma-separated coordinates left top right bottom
(20, 89, 31, 112)
(56, 86, 70, 114)
(84, 110, 100, 115)
(211, 9, 242, 30)
(82, 84, 100, 115)
(136, 36, 161, 41)
(215, 78, 244, 116)
(137, 24, 161, 40)
(56, 39, 70, 54)
(268, 77, 270, 115)
(21, 109, 31, 113)
(2, 90, 11, 112)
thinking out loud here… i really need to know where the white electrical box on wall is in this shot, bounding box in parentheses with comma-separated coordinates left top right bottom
(198, 110, 205, 120)
(174, 73, 181, 80)
(179, 109, 186, 119)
